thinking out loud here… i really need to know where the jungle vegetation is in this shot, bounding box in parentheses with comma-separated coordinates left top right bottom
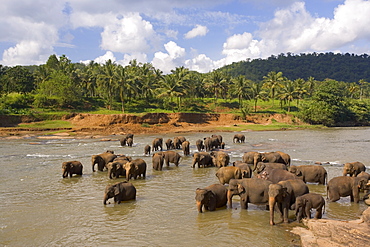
(0, 53, 370, 127)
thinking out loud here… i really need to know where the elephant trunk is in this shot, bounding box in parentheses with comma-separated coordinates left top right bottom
(227, 190, 234, 208)
(62, 169, 68, 178)
(196, 201, 203, 213)
(108, 169, 113, 179)
(269, 196, 276, 225)
(103, 194, 109, 205)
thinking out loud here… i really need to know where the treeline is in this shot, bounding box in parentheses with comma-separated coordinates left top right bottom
(0, 54, 370, 126)
(220, 52, 370, 82)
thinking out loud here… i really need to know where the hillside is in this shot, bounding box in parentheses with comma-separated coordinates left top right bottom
(220, 52, 370, 82)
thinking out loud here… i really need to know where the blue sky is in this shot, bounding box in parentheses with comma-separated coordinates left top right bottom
(1, 0, 369, 73)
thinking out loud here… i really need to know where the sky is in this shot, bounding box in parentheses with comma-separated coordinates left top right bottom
(1, 0, 370, 73)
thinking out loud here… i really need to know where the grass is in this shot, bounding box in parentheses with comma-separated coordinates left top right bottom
(215, 122, 324, 132)
(17, 120, 73, 129)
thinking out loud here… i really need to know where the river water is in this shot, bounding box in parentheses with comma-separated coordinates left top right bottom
(1, 127, 369, 246)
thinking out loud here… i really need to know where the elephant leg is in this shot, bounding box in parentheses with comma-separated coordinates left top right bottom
(305, 206, 311, 219)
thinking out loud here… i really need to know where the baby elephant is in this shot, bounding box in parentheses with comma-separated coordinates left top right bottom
(103, 181, 136, 205)
(216, 166, 243, 185)
(195, 184, 228, 213)
(62, 161, 83, 178)
(295, 193, 325, 222)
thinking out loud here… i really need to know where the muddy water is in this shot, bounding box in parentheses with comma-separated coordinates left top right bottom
(1, 127, 370, 246)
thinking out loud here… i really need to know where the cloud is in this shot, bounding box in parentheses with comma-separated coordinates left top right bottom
(184, 25, 209, 39)
(151, 41, 186, 74)
(100, 13, 158, 54)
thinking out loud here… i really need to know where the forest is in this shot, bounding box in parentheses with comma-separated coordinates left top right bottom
(0, 52, 369, 127)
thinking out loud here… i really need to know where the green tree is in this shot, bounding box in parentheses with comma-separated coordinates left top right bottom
(230, 75, 251, 109)
(249, 81, 267, 112)
(96, 59, 117, 110)
(204, 70, 226, 104)
(278, 79, 295, 112)
(2, 66, 35, 94)
(262, 71, 284, 107)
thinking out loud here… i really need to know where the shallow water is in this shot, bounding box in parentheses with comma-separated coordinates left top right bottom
(1, 127, 369, 246)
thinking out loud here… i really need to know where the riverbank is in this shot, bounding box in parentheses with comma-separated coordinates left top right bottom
(0, 112, 309, 138)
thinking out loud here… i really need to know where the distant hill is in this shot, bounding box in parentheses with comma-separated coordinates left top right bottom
(219, 52, 370, 82)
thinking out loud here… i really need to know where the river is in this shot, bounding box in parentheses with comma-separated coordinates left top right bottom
(1, 127, 369, 246)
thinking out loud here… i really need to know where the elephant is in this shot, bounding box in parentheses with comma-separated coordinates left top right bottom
(253, 152, 287, 171)
(220, 142, 225, 149)
(255, 162, 287, 174)
(204, 137, 221, 151)
(124, 158, 147, 181)
(165, 139, 174, 150)
(114, 155, 132, 163)
(103, 181, 136, 205)
(173, 136, 186, 149)
(289, 165, 327, 184)
(211, 134, 223, 147)
(152, 137, 163, 152)
(275, 151, 291, 168)
(343, 161, 366, 177)
(233, 134, 245, 143)
(260, 167, 299, 184)
(107, 161, 127, 179)
(295, 193, 325, 222)
(144, 145, 151, 155)
(195, 139, 204, 152)
(62, 161, 83, 178)
(327, 176, 368, 203)
(242, 151, 259, 164)
(227, 178, 272, 209)
(162, 150, 181, 167)
(216, 166, 242, 185)
(195, 184, 228, 213)
(152, 152, 165, 171)
(268, 179, 309, 225)
(210, 151, 230, 168)
(182, 141, 190, 156)
(119, 133, 134, 146)
(126, 137, 133, 147)
(92, 151, 117, 172)
(191, 152, 214, 168)
(233, 161, 253, 178)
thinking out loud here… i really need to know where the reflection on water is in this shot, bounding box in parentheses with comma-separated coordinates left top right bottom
(1, 127, 369, 246)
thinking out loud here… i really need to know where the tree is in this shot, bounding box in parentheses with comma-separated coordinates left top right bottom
(278, 79, 295, 112)
(249, 81, 267, 112)
(2, 66, 35, 94)
(230, 75, 251, 109)
(204, 70, 226, 104)
(262, 71, 284, 107)
(97, 59, 117, 110)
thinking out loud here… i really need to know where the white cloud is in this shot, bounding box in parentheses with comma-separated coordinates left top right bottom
(185, 54, 218, 73)
(184, 25, 209, 39)
(93, 51, 117, 64)
(151, 41, 186, 74)
(100, 13, 158, 54)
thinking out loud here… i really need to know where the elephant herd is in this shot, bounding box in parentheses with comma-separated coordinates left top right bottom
(61, 133, 370, 226)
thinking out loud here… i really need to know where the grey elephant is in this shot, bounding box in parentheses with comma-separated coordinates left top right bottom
(210, 151, 230, 168)
(119, 133, 134, 146)
(152, 152, 165, 171)
(126, 137, 133, 147)
(216, 166, 242, 185)
(233, 161, 253, 178)
(62, 161, 83, 178)
(261, 167, 299, 184)
(103, 181, 136, 205)
(242, 151, 259, 164)
(211, 134, 223, 147)
(195, 184, 228, 213)
(268, 179, 309, 225)
(295, 193, 325, 222)
(191, 152, 214, 168)
(233, 134, 245, 143)
(182, 141, 190, 156)
(92, 151, 117, 172)
(144, 145, 151, 155)
(107, 161, 127, 179)
(165, 139, 174, 150)
(343, 161, 366, 177)
(195, 139, 204, 152)
(173, 136, 186, 149)
(162, 150, 181, 167)
(255, 162, 287, 174)
(204, 137, 221, 151)
(327, 176, 368, 203)
(124, 158, 147, 181)
(152, 138, 163, 151)
(253, 152, 287, 171)
(289, 165, 327, 184)
(276, 151, 291, 167)
(227, 178, 272, 209)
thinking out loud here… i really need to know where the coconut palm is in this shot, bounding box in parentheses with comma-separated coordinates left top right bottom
(262, 71, 284, 107)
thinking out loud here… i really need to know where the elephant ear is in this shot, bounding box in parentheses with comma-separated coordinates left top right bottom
(114, 185, 121, 196)
(237, 184, 245, 194)
(296, 170, 302, 176)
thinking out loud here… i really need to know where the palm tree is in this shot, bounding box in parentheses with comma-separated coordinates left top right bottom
(358, 79, 368, 100)
(97, 59, 117, 110)
(293, 78, 307, 109)
(250, 81, 267, 112)
(115, 65, 137, 113)
(262, 71, 284, 107)
(231, 75, 251, 109)
(278, 79, 296, 112)
(306, 76, 316, 96)
(204, 70, 226, 104)
(157, 73, 185, 111)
